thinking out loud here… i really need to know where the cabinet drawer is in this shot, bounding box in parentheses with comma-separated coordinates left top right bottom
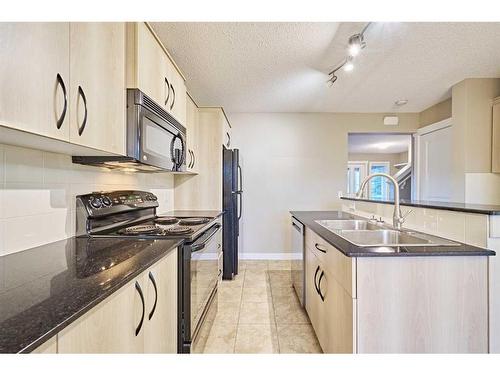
(305, 227, 328, 264)
(305, 228, 355, 297)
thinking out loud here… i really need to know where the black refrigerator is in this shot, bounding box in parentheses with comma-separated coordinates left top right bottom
(222, 147, 242, 280)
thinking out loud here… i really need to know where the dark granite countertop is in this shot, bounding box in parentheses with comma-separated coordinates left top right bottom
(0, 236, 182, 353)
(340, 196, 500, 215)
(290, 210, 495, 258)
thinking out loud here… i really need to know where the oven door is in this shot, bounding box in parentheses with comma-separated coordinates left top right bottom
(189, 224, 221, 341)
(139, 109, 186, 171)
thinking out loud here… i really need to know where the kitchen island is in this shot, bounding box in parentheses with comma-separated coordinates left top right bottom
(290, 210, 494, 353)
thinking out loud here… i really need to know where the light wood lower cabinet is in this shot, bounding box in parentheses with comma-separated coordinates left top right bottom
(493, 97, 500, 173)
(57, 249, 177, 353)
(305, 245, 353, 353)
(57, 274, 146, 353)
(69, 23, 126, 155)
(0, 23, 70, 141)
(144, 249, 178, 353)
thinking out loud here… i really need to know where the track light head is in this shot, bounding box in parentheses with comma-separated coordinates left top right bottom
(347, 34, 365, 57)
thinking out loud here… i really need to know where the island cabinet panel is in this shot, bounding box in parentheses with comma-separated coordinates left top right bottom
(69, 23, 126, 155)
(356, 256, 488, 353)
(0, 23, 70, 141)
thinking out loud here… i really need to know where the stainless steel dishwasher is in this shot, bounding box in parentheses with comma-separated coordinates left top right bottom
(291, 217, 305, 306)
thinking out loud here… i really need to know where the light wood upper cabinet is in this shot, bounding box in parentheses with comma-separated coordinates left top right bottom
(127, 22, 187, 126)
(57, 274, 146, 353)
(222, 111, 232, 148)
(69, 23, 126, 155)
(493, 97, 500, 173)
(185, 94, 200, 173)
(144, 249, 178, 353)
(0, 23, 70, 141)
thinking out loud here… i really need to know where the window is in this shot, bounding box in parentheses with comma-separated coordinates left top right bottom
(368, 162, 391, 200)
(347, 162, 367, 195)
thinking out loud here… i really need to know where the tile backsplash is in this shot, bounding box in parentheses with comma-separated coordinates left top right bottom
(0, 143, 175, 256)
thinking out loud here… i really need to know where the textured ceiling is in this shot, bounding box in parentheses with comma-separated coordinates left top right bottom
(348, 134, 412, 154)
(151, 22, 500, 113)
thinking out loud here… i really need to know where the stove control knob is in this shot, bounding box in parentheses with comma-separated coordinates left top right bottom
(102, 196, 112, 207)
(150, 195, 157, 201)
(90, 197, 102, 209)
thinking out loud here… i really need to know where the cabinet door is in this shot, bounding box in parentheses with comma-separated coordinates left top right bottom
(69, 23, 126, 155)
(185, 94, 199, 173)
(305, 246, 328, 351)
(323, 270, 354, 353)
(168, 71, 187, 125)
(0, 23, 70, 141)
(135, 22, 170, 111)
(57, 276, 146, 353)
(144, 249, 178, 353)
(222, 112, 231, 148)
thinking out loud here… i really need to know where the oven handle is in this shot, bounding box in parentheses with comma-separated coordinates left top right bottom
(191, 224, 221, 253)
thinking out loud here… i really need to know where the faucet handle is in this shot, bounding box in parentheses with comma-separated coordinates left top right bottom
(402, 209, 413, 219)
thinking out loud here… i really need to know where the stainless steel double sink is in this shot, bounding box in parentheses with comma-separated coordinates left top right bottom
(314, 219, 460, 248)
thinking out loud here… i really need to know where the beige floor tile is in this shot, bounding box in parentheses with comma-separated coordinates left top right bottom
(267, 260, 291, 270)
(274, 295, 310, 324)
(214, 301, 241, 324)
(241, 260, 268, 271)
(220, 271, 245, 287)
(234, 324, 279, 353)
(277, 324, 322, 353)
(271, 285, 296, 298)
(244, 270, 269, 287)
(239, 301, 275, 324)
(268, 271, 292, 287)
(242, 285, 273, 303)
(203, 324, 237, 354)
(218, 286, 243, 303)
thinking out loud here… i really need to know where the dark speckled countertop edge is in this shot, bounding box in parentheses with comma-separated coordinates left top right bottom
(290, 210, 495, 258)
(340, 196, 500, 215)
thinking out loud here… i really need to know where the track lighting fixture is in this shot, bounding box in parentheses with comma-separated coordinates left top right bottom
(328, 23, 371, 86)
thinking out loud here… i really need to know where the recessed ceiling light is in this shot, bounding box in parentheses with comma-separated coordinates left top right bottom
(395, 99, 408, 106)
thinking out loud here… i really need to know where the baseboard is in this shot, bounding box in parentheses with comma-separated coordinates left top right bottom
(239, 252, 301, 260)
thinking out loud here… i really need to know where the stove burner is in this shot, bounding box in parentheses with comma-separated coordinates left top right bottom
(178, 217, 211, 226)
(155, 217, 179, 225)
(164, 226, 194, 235)
(119, 224, 163, 235)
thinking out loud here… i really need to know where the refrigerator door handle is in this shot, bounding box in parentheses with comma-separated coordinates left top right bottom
(237, 164, 243, 220)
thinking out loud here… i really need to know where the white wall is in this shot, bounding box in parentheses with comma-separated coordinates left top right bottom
(0, 143, 175, 256)
(229, 112, 419, 258)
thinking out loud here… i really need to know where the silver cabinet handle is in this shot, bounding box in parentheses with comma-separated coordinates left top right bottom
(55, 73, 67, 129)
(226, 132, 231, 147)
(164, 77, 170, 106)
(77, 86, 87, 136)
(192, 150, 196, 169)
(169, 83, 175, 110)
